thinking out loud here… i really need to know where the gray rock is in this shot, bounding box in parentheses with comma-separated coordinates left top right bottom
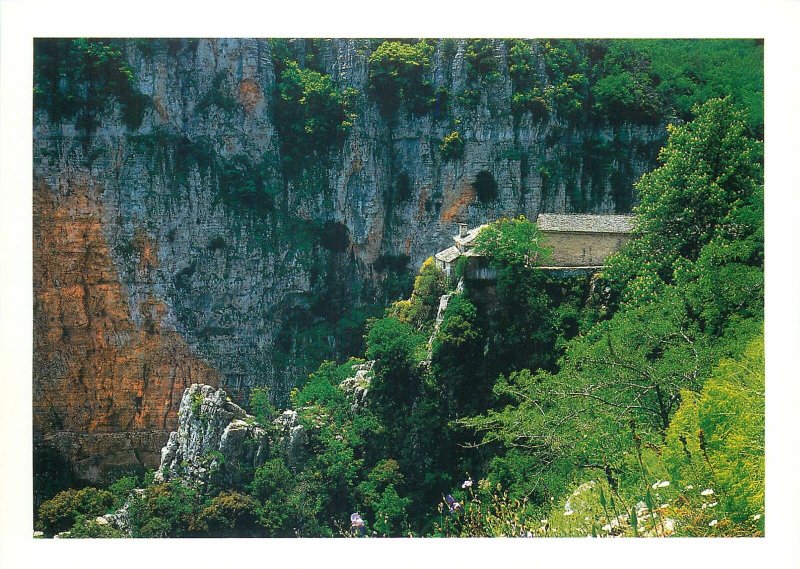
(272, 409, 306, 466)
(339, 361, 373, 411)
(155, 383, 270, 486)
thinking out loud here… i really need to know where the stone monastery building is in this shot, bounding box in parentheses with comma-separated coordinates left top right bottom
(435, 214, 634, 280)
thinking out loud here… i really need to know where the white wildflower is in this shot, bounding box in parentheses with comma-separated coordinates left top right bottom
(701, 488, 714, 496)
(563, 508, 574, 517)
(684, 485, 694, 490)
(752, 514, 761, 521)
(652, 480, 670, 489)
(461, 479, 473, 489)
(602, 524, 612, 532)
(708, 519, 718, 527)
(707, 501, 718, 508)
(663, 518, 675, 533)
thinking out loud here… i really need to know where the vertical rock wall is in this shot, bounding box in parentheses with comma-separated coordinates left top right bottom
(33, 177, 219, 481)
(33, 38, 667, 482)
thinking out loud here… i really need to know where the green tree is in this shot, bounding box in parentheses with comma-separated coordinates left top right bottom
(63, 516, 126, 538)
(250, 458, 295, 536)
(473, 216, 551, 268)
(108, 475, 139, 509)
(249, 386, 276, 425)
(36, 487, 115, 536)
(627, 39, 764, 134)
(431, 295, 483, 417)
(275, 60, 357, 171)
(464, 39, 500, 83)
(404, 257, 447, 331)
(365, 317, 425, 409)
(357, 459, 411, 536)
(662, 335, 764, 526)
(368, 41, 434, 116)
(590, 41, 662, 123)
(605, 98, 763, 304)
(191, 491, 261, 537)
(34, 38, 148, 130)
(126, 480, 202, 538)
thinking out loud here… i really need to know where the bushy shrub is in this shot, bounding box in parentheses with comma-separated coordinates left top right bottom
(464, 39, 500, 83)
(108, 476, 139, 509)
(37, 487, 115, 536)
(440, 131, 464, 161)
(249, 386, 276, 424)
(662, 336, 764, 527)
(368, 41, 434, 116)
(63, 516, 125, 538)
(275, 60, 357, 171)
(191, 491, 261, 537)
(126, 481, 202, 538)
(386, 257, 445, 330)
(34, 38, 149, 130)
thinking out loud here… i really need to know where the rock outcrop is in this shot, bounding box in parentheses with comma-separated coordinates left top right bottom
(272, 409, 306, 467)
(339, 361, 373, 412)
(155, 384, 270, 487)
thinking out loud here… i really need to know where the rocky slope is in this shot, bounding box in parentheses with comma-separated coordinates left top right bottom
(33, 38, 666, 482)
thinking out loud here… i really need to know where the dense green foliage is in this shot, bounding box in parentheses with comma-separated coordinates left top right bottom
(366, 38, 761, 130)
(604, 97, 763, 305)
(473, 215, 551, 268)
(464, 39, 501, 83)
(33, 38, 148, 131)
(274, 61, 358, 172)
(459, 98, 763, 534)
(627, 39, 764, 135)
(388, 257, 447, 331)
(368, 40, 435, 116)
(36, 487, 115, 536)
(590, 42, 662, 123)
(439, 130, 465, 160)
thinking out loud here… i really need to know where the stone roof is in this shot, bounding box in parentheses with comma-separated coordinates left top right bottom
(453, 224, 489, 248)
(435, 245, 461, 264)
(536, 214, 634, 234)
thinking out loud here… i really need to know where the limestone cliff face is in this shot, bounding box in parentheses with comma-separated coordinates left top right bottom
(33, 38, 666, 482)
(33, 178, 219, 482)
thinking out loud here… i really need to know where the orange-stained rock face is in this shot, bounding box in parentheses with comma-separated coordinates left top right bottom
(33, 178, 219, 483)
(238, 78, 263, 114)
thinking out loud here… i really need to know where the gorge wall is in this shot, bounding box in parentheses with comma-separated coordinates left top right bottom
(33, 38, 667, 482)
